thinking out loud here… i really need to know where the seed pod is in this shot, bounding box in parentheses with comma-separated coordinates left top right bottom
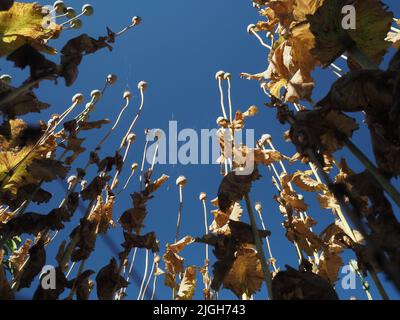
(259, 134, 272, 146)
(131, 163, 138, 171)
(82, 4, 94, 16)
(0, 74, 12, 84)
(132, 16, 142, 25)
(107, 74, 117, 85)
(71, 19, 83, 29)
(123, 91, 132, 100)
(53, 1, 66, 14)
(72, 93, 84, 104)
(199, 192, 207, 201)
(138, 81, 148, 91)
(176, 176, 187, 187)
(247, 24, 256, 34)
(90, 89, 101, 101)
(216, 117, 228, 128)
(224, 72, 232, 80)
(67, 175, 77, 185)
(66, 7, 77, 18)
(215, 70, 225, 80)
(127, 133, 136, 143)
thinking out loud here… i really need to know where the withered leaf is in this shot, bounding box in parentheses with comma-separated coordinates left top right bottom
(69, 218, 97, 262)
(176, 266, 196, 300)
(73, 270, 95, 300)
(96, 257, 128, 300)
(308, 0, 392, 67)
(317, 70, 393, 115)
(284, 216, 324, 256)
(60, 34, 113, 86)
(88, 194, 115, 234)
(317, 247, 344, 284)
(9, 239, 32, 274)
(223, 247, 264, 298)
(18, 239, 46, 290)
(0, 80, 50, 118)
(0, 207, 72, 238)
(197, 220, 270, 292)
(289, 109, 358, 155)
(122, 231, 159, 253)
(79, 119, 110, 131)
(0, 250, 14, 300)
(272, 265, 338, 300)
(290, 170, 326, 192)
(80, 175, 109, 201)
(27, 158, 70, 182)
(97, 152, 123, 173)
(7, 44, 58, 80)
(218, 167, 261, 212)
(119, 177, 167, 235)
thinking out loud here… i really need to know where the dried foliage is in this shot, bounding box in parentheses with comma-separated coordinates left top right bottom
(0, 0, 399, 301)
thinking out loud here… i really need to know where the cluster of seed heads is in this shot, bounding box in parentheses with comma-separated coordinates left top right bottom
(51, 1, 94, 30)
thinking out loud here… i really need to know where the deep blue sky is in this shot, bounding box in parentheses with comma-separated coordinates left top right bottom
(2, 0, 400, 300)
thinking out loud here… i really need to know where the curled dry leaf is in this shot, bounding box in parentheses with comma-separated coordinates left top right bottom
(27, 158, 69, 182)
(317, 247, 343, 284)
(307, 0, 392, 67)
(0, 133, 59, 199)
(73, 270, 95, 300)
(317, 192, 340, 211)
(289, 170, 327, 192)
(60, 119, 109, 166)
(119, 174, 169, 235)
(222, 247, 264, 298)
(279, 189, 308, 213)
(0, 206, 74, 239)
(0, 250, 14, 300)
(196, 220, 270, 294)
(119, 192, 150, 235)
(284, 216, 323, 256)
(289, 109, 358, 156)
(97, 152, 123, 173)
(7, 44, 58, 80)
(210, 202, 243, 233)
(9, 239, 32, 274)
(317, 70, 393, 115)
(176, 266, 197, 300)
(88, 194, 116, 234)
(0, 2, 61, 56)
(162, 236, 195, 290)
(80, 175, 110, 201)
(79, 119, 111, 131)
(96, 257, 129, 300)
(69, 218, 97, 262)
(272, 265, 338, 300)
(122, 231, 159, 253)
(0, 206, 13, 223)
(0, 81, 50, 118)
(17, 238, 46, 290)
(60, 33, 113, 86)
(217, 167, 260, 212)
